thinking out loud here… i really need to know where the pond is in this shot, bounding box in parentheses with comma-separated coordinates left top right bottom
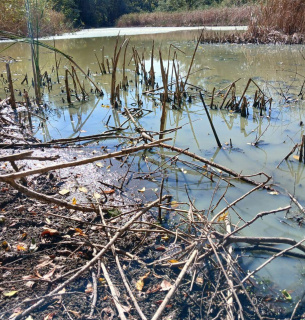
(1, 28, 305, 308)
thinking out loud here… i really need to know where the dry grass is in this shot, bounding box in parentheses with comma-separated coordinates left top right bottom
(0, 1, 70, 37)
(116, 6, 254, 28)
(247, 0, 305, 41)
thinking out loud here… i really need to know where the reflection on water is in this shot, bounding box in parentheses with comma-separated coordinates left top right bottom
(1, 30, 305, 297)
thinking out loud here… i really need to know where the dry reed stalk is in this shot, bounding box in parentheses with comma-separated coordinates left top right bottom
(64, 69, 71, 104)
(300, 135, 305, 164)
(6, 63, 16, 110)
(149, 41, 155, 88)
(110, 37, 128, 105)
(122, 39, 130, 90)
(200, 92, 222, 148)
(95, 53, 104, 75)
(72, 66, 87, 101)
(159, 50, 169, 104)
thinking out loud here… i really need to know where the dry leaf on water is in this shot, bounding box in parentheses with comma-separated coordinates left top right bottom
(78, 186, 88, 193)
(293, 155, 300, 161)
(138, 187, 146, 192)
(95, 162, 104, 168)
(59, 189, 70, 195)
(136, 271, 150, 291)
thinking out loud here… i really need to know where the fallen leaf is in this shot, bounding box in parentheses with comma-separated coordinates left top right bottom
(136, 272, 150, 291)
(16, 244, 26, 251)
(41, 228, 59, 237)
(155, 245, 166, 251)
(146, 284, 161, 294)
(217, 211, 229, 222)
(160, 280, 172, 291)
(282, 289, 292, 301)
(2, 241, 10, 251)
(171, 201, 179, 209)
(68, 310, 81, 318)
(161, 235, 170, 241)
(107, 208, 121, 216)
(269, 191, 279, 195)
(72, 197, 77, 205)
(168, 259, 179, 264)
(78, 186, 88, 193)
(85, 283, 93, 294)
(95, 162, 104, 168)
(138, 187, 146, 192)
(43, 313, 56, 320)
(103, 189, 115, 194)
(196, 277, 204, 285)
(74, 228, 87, 237)
(59, 188, 69, 196)
(3, 291, 18, 297)
(293, 155, 300, 161)
(93, 192, 101, 199)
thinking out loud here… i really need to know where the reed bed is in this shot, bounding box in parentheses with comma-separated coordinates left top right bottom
(248, 0, 305, 36)
(116, 6, 255, 28)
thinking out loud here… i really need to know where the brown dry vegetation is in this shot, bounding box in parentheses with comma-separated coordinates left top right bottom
(247, 0, 305, 41)
(0, 0, 70, 37)
(116, 6, 255, 27)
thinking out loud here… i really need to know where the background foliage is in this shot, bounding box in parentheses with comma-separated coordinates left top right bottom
(0, 0, 257, 35)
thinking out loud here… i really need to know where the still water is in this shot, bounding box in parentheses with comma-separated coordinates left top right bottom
(1, 29, 305, 301)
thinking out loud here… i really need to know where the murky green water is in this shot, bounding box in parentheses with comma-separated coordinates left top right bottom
(1, 30, 305, 303)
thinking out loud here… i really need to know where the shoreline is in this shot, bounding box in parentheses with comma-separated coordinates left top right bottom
(43, 26, 247, 40)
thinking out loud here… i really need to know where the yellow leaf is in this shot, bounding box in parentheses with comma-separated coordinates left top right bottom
(72, 197, 77, 205)
(79, 186, 88, 193)
(138, 187, 146, 193)
(3, 291, 18, 297)
(168, 259, 179, 264)
(161, 235, 169, 241)
(171, 201, 178, 208)
(75, 228, 86, 236)
(136, 272, 150, 291)
(17, 244, 26, 251)
(59, 189, 70, 195)
(93, 192, 101, 199)
(95, 162, 104, 168)
(293, 155, 300, 160)
(217, 211, 229, 222)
